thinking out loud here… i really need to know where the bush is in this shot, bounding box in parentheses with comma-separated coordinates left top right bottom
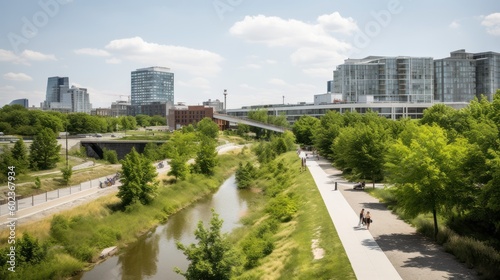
(103, 149, 118, 164)
(267, 193, 298, 222)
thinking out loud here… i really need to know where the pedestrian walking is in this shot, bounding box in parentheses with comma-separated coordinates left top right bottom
(365, 211, 372, 229)
(358, 208, 365, 227)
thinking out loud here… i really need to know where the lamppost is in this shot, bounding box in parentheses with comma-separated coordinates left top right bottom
(282, 95, 285, 105)
(223, 89, 227, 113)
(65, 118, 69, 169)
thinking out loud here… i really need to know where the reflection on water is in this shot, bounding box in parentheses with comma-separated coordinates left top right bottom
(75, 175, 255, 280)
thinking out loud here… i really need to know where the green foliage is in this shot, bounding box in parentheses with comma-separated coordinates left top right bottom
(67, 113, 107, 134)
(0, 147, 15, 183)
(16, 233, 47, 265)
(292, 115, 320, 146)
(332, 122, 389, 181)
(193, 137, 218, 176)
(175, 210, 241, 280)
(235, 162, 256, 189)
(34, 176, 41, 189)
(150, 115, 167, 126)
(168, 152, 190, 181)
(29, 128, 61, 170)
(11, 138, 29, 173)
(61, 166, 72, 186)
(103, 149, 118, 164)
(120, 116, 137, 130)
(384, 123, 470, 237)
(143, 142, 161, 161)
(267, 193, 298, 222)
(135, 114, 151, 127)
(197, 117, 219, 140)
(118, 147, 159, 206)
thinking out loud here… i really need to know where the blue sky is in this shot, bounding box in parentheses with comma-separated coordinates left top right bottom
(0, 0, 499, 109)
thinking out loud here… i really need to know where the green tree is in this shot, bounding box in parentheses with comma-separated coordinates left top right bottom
(61, 166, 72, 186)
(0, 147, 15, 183)
(384, 123, 469, 238)
(11, 138, 29, 173)
(193, 136, 218, 176)
(117, 147, 158, 206)
(292, 115, 320, 146)
(332, 122, 389, 181)
(175, 210, 241, 280)
(150, 115, 167, 126)
(197, 117, 219, 140)
(143, 142, 161, 161)
(235, 162, 256, 189)
(168, 151, 189, 181)
(136, 114, 151, 127)
(29, 128, 61, 170)
(313, 111, 344, 159)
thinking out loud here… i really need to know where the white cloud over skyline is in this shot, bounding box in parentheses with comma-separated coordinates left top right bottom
(3, 72, 33, 81)
(481, 13, 500, 36)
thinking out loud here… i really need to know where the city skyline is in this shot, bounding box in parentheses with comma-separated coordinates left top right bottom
(0, 0, 499, 109)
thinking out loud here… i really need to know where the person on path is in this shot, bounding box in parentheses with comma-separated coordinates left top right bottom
(358, 208, 365, 227)
(365, 211, 372, 229)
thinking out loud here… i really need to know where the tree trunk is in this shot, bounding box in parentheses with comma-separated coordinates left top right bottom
(432, 206, 438, 240)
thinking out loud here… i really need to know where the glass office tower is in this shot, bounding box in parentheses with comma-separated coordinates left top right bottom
(333, 56, 434, 103)
(131, 67, 174, 107)
(473, 51, 500, 101)
(434, 50, 476, 102)
(45, 76, 69, 104)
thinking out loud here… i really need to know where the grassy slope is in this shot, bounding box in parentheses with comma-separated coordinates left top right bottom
(232, 152, 355, 280)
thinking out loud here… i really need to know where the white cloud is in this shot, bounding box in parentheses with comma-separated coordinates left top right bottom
(317, 12, 358, 35)
(74, 48, 110, 57)
(0, 49, 18, 62)
(449, 20, 460, 29)
(229, 13, 354, 77)
(3, 72, 33, 81)
(0, 49, 56, 65)
(104, 36, 224, 76)
(21, 50, 57, 61)
(481, 13, 500, 36)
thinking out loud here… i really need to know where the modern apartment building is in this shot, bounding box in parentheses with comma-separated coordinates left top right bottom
(434, 50, 476, 102)
(65, 86, 92, 114)
(333, 56, 434, 103)
(130, 66, 174, 116)
(474, 51, 500, 101)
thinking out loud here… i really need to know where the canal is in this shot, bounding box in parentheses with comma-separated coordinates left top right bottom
(75, 175, 255, 279)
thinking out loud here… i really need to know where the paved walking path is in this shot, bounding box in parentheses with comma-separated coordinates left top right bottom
(305, 153, 478, 280)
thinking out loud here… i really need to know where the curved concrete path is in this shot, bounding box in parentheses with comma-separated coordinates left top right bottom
(304, 153, 478, 280)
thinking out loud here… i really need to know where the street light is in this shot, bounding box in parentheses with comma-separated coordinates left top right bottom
(282, 95, 285, 105)
(223, 89, 227, 113)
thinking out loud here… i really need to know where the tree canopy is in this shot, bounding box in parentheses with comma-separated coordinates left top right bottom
(29, 128, 61, 170)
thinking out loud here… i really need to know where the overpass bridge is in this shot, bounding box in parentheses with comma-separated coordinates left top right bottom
(81, 140, 164, 160)
(213, 113, 287, 133)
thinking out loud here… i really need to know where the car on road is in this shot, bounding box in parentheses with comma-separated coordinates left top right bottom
(95, 134, 102, 137)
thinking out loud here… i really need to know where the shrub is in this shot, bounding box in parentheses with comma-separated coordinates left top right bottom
(103, 149, 118, 164)
(267, 193, 298, 222)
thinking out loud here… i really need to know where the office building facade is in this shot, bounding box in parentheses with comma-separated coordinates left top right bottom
(333, 56, 434, 103)
(9, 98, 29, 108)
(44, 76, 69, 109)
(474, 51, 500, 101)
(434, 50, 477, 102)
(131, 67, 174, 116)
(64, 86, 92, 114)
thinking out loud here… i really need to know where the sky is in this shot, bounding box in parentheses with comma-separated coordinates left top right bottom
(0, 0, 499, 110)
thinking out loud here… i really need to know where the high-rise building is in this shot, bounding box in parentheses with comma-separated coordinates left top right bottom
(202, 99, 224, 112)
(434, 50, 476, 102)
(333, 56, 434, 103)
(473, 51, 500, 101)
(9, 98, 29, 108)
(44, 76, 69, 108)
(130, 67, 174, 116)
(65, 86, 92, 114)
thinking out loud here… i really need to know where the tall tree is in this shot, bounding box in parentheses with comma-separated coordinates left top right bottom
(292, 115, 320, 146)
(11, 138, 29, 173)
(384, 123, 469, 238)
(175, 210, 241, 280)
(29, 128, 61, 170)
(193, 136, 218, 176)
(196, 117, 219, 140)
(117, 147, 158, 206)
